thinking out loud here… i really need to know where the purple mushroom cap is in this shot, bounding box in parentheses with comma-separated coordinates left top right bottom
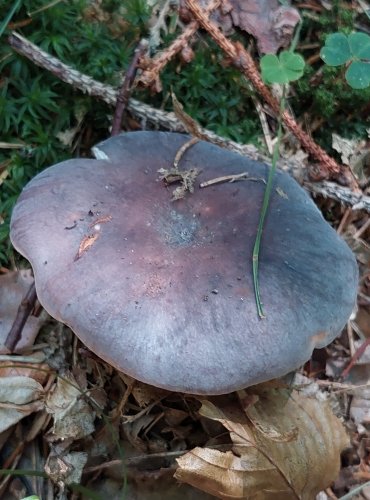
(10, 132, 358, 394)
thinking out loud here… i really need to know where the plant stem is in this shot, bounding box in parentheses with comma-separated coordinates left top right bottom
(0, 0, 22, 37)
(252, 86, 287, 319)
(289, 20, 302, 53)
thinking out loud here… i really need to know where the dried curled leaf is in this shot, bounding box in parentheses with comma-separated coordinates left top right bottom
(0, 270, 43, 353)
(175, 389, 349, 499)
(180, 0, 300, 54)
(46, 373, 95, 440)
(0, 375, 45, 433)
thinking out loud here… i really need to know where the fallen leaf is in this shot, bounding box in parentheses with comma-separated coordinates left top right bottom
(180, 0, 300, 54)
(45, 450, 88, 485)
(230, 0, 301, 53)
(332, 134, 369, 175)
(0, 270, 43, 353)
(350, 387, 370, 425)
(46, 373, 95, 440)
(0, 375, 45, 433)
(74, 233, 99, 261)
(120, 373, 168, 408)
(56, 105, 86, 147)
(0, 352, 49, 384)
(239, 390, 298, 442)
(175, 388, 348, 499)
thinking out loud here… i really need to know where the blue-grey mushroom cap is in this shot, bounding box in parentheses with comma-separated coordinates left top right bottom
(10, 132, 358, 394)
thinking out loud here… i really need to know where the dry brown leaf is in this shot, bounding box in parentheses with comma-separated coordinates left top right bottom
(175, 389, 349, 499)
(45, 450, 88, 486)
(46, 372, 95, 440)
(56, 105, 86, 147)
(238, 390, 298, 443)
(119, 372, 168, 407)
(0, 270, 43, 353)
(180, 0, 300, 54)
(74, 233, 99, 261)
(0, 375, 45, 433)
(350, 386, 370, 425)
(0, 360, 50, 383)
(332, 133, 369, 182)
(228, 0, 301, 53)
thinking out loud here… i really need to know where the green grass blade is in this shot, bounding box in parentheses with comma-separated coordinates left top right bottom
(0, 469, 47, 478)
(252, 87, 286, 318)
(0, 0, 22, 38)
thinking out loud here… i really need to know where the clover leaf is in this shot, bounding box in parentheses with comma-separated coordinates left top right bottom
(261, 51, 305, 84)
(320, 33, 351, 66)
(320, 31, 370, 89)
(346, 61, 370, 89)
(348, 32, 370, 60)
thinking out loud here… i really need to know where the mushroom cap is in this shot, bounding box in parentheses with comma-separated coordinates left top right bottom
(10, 132, 358, 394)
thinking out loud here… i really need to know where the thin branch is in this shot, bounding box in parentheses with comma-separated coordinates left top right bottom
(7, 32, 370, 212)
(306, 180, 370, 211)
(173, 137, 199, 169)
(5, 282, 37, 352)
(341, 337, 370, 379)
(111, 40, 148, 136)
(200, 172, 249, 187)
(139, 0, 221, 87)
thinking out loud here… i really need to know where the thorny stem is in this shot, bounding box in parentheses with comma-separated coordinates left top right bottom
(253, 87, 287, 318)
(185, 0, 358, 189)
(139, 0, 221, 87)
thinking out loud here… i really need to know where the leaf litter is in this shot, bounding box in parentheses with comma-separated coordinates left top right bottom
(175, 384, 348, 499)
(0, 270, 43, 353)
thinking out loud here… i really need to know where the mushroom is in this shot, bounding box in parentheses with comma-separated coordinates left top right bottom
(10, 131, 358, 395)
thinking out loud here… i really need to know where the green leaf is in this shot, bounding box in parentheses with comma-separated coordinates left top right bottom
(320, 33, 351, 66)
(348, 32, 370, 60)
(261, 51, 305, 84)
(345, 61, 370, 89)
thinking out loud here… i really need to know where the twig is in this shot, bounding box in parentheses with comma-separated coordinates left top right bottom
(353, 217, 370, 239)
(337, 207, 352, 235)
(5, 282, 37, 352)
(173, 137, 199, 169)
(306, 181, 370, 211)
(111, 40, 148, 136)
(199, 172, 266, 188)
(347, 321, 356, 358)
(84, 444, 231, 474)
(139, 0, 221, 87)
(317, 378, 370, 395)
(341, 337, 370, 379)
(338, 479, 370, 500)
(8, 32, 370, 211)
(185, 0, 358, 189)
